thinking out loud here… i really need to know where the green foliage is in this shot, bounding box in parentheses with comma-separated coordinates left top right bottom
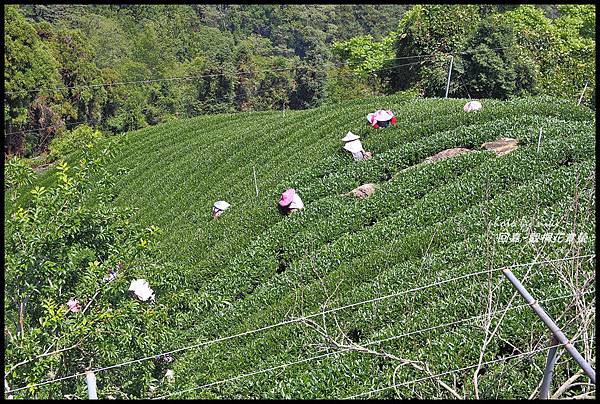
(9, 4, 594, 160)
(460, 19, 538, 99)
(489, 5, 595, 103)
(4, 142, 175, 399)
(388, 5, 481, 96)
(48, 124, 106, 159)
(323, 66, 374, 104)
(332, 4, 594, 104)
(332, 34, 395, 75)
(4, 156, 36, 201)
(6, 4, 408, 158)
(4, 5, 61, 155)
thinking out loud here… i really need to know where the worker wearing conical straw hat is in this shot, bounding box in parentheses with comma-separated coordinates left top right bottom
(342, 131, 372, 161)
(212, 200, 230, 219)
(463, 100, 482, 112)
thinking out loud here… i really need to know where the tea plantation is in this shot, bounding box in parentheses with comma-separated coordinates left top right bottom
(6, 95, 596, 399)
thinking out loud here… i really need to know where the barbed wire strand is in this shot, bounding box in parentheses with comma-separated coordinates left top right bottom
(4, 254, 594, 395)
(3, 58, 436, 137)
(152, 290, 593, 399)
(4, 120, 90, 136)
(342, 339, 585, 399)
(3, 47, 513, 97)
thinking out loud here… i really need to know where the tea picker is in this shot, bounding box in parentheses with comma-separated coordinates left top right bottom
(367, 109, 397, 129)
(212, 200, 231, 219)
(463, 100, 482, 112)
(342, 131, 372, 161)
(279, 188, 304, 214)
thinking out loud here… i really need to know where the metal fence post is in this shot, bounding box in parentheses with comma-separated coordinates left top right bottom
(578, 81, 589, 105)
(501, 267, 596, 384)
(539, 335, 560, 399)
(445, 55, 454, 99)
(85, 371, 98, 399)
(253, 165, 259, 197)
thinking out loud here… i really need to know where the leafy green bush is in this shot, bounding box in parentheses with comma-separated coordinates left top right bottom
(48, 124, 106, 160)
(4, 143, 175, 399)
(4, 155, 36, 201)
(460, 18, 538, 99)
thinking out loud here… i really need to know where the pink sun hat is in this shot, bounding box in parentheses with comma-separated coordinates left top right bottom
(368, 110, 394, 124)
(279, 188, 296, 206)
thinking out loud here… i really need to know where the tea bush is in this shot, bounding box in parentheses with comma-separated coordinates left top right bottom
(6, 94, 595, 399)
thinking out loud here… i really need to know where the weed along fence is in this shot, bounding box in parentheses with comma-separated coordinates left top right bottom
(4, 92, 596, 399)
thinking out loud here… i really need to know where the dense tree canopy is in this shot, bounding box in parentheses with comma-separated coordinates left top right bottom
(5, 4, 408, 157)
(3, 4, 595, 159)
(333, 4, 595, 104)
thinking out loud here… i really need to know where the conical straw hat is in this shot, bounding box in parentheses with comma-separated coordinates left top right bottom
(213, 200, 230, 211)
(341, 131, 360, 142)
(343, 139, 364, 153)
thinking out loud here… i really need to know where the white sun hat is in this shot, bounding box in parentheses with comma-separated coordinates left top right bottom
(129, 279, 155, 302)
(213, 200, 231, 211)
(341, 131, 360, 142)
(464, 100, 482, 112)
(343, 139, 364, 153)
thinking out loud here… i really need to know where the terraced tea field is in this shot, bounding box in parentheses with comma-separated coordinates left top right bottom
(10, 95, 596, 399)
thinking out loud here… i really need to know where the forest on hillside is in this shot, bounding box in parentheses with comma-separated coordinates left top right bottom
(4, 4, 595, 158)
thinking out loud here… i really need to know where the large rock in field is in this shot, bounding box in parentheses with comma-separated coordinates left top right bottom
(348, 183, 376, 199)
(482, 138, 519, 156)
(424, 147, 472, 163)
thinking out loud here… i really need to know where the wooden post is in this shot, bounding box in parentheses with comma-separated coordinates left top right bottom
(85, 371, 98, 399)
(536, 128, 542, 153)
(445, 55, 454, 99)
(578, 81, 589, 105)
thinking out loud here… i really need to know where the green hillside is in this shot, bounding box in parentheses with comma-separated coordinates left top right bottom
(6, 95, 596, 399)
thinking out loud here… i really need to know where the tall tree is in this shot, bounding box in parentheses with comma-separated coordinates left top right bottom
(386, 4, 480, 96)
(4, 5, 61, 155)
(460, 19, 537, 99)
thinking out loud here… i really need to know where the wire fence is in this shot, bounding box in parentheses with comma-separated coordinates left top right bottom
(3, 57, 438, 140)
(151, 290, 594, 399)
(4, 120, 90, 137)
(342, 339, 584, 399)
(3, 47, 511, 97)
(6, 44, 587, 147)
(4, 254, 594, 396)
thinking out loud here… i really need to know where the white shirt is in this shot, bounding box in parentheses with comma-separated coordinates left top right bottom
(289, 194, 304, 210)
